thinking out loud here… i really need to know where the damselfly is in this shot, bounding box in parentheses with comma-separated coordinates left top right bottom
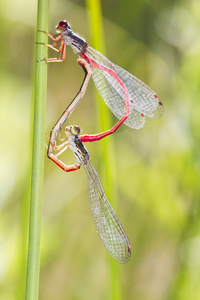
(39, 20, 163, 143)
(47, 124, 131, 263)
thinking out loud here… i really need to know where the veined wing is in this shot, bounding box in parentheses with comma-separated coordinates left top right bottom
(87, 46, 164, 129)
(84, 160, 131, 263)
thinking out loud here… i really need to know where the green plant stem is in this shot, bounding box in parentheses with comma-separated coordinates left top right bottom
(86, 1, 121, 300)
(25, 1, 48, 299)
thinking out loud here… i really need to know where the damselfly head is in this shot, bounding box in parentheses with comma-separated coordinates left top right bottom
(56, 20, 71, 32)
(65, 125, 81, 137)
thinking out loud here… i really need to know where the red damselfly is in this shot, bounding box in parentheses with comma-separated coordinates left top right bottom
(47, 124, 131, 263)
(39, 20, 163, 143)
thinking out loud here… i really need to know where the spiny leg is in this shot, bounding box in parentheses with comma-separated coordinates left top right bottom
(47, 132, 80, 172)
(38, 30, 61, 41)
(37, 40, 66, 63)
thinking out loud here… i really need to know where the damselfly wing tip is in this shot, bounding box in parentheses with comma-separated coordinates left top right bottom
(128, 242, 131, 254)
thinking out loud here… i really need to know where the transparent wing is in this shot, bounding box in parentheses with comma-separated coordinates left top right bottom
(84, 160, 131, 264)
(87, 46, 164, 129)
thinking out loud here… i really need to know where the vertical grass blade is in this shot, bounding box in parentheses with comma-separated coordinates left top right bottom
(25, 1, 49, 299)
(85, 1, 122, 300)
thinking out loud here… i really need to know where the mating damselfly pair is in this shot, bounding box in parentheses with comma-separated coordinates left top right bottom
(39, 20, 163, 263)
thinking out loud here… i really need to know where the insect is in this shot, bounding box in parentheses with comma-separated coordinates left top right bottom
(38, 20, 164, 143)
(47, 124, 131, 263)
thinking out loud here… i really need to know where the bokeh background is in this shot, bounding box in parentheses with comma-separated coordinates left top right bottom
(1, 0, 200, 299)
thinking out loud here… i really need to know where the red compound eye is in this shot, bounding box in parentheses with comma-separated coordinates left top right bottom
(58, 20, 68, 29)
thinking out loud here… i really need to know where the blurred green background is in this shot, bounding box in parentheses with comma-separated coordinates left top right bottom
(0, 0, 200, 299)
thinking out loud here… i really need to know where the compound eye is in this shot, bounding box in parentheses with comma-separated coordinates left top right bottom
(58, 20, 68, 30)
(71, 125, 81, 136)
